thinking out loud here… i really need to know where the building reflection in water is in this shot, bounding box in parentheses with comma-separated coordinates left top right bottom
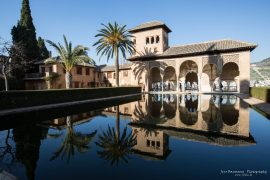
(129, 94, 255, 160)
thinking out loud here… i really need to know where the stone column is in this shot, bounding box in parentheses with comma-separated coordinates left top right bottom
(215, 73, 222, 92)
(198, 73, 202, 92)
(176, 72, 179, 92)
(161, 76, 164, 92)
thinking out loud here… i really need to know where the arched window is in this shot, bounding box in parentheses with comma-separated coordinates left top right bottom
(156, 36, 160, 43)
(151, 37, 154, 44)
(146, 37, 149, 44)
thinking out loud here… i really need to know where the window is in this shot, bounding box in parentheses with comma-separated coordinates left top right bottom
(77, 67, 82, 75)
(86, 68, 90, 75)
(151, 37, 154, 44)
(146, 140, 150, 147)
(74, 82, 79, 88)
(123, 70, 128, 77)
(156, 36, 160, 43)
(107, 72, 112, 78)
(156, 141, 160, 148)
(154, 47, 158, 53)
(124, 107, 129, 113)
(49, 66, 53, 72)
(146, 37, 149, 44)
(151, 141, 155, 147)
(41, 67, 45, 74)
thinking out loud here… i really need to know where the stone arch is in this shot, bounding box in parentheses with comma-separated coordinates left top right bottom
(179, 94, 198, 126)
(185, 72, 198, 90)
(202, 100, 221, 131)
(221, 62, 239, 92)
(163, 94, 176, 119)
(179, 60, 198, 91)
(201, 64, 218, 91)
(179, 60, 198, 77)
(220, 105, 239, 126)
(150, 67, 162, 91)
(163, 66, 177, 91)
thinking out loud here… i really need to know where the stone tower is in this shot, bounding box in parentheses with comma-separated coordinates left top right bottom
(129, 21, 171, 56)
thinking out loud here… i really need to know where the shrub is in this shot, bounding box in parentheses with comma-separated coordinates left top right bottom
(250, 87, 270, 102)
(0, 86, 141, 110)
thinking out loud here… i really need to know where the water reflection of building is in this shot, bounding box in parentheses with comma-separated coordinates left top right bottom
(125, 94, 255, 160)
(131, 94, 252, 137)
(132, 127, 170, 160)
(39, 110, 101, 129)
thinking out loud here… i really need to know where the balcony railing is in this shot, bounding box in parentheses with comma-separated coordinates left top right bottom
(25, 73, 45, 79)
(25, 72, 55, 79)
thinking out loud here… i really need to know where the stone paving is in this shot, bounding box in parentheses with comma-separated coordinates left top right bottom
(237, 94, 270, 118)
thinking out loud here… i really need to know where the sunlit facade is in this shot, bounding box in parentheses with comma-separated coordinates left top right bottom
(126, 21, 257, 94)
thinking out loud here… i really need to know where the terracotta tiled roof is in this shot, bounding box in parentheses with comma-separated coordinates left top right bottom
(99, 63, 132, 72)
(129, 21, 172, 33)
(128, 39, 257, 61)
(163, 39, 257, 56)
(35, 57, 95, 67)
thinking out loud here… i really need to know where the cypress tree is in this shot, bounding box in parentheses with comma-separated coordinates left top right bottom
(11, 0, 40, 65)
(37, 37, 49, 59)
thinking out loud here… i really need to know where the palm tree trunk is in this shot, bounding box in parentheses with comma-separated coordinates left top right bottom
(66, 116, 72, 128)
(65, 71, 72, 89)
(115, 47, 119, 87)
(115, 106, 120, 140)
(2, 65, 8, 91)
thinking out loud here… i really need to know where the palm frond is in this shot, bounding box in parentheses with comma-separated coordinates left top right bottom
(46, 36, 93, 72)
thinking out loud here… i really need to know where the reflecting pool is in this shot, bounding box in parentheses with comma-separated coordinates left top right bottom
(0, 94, 270, 179)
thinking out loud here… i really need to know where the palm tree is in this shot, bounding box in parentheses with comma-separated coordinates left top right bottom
(46, 35, 95, 89)
(93, 22, 135, 87)
(95, 106, 137, 166)
(50, 116, 97, 163)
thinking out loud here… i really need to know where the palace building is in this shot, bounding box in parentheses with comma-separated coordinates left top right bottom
(127, 21, 257, 94)
(24, 21, 257, 93)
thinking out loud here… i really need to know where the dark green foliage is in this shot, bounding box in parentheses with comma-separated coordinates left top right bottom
(0, 87, 141, 110)
(250, 87, 270, 102)
(0, 77, 24, 90)
(13, 125, 48, 180)
(11, 0, 40, 65)
(37, 37, 49, 59)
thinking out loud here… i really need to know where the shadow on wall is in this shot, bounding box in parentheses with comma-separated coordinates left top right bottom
(133, 60, 166, 88)
(240, 79, 250, 94)
(204, 44, 224, 91)
(138, 47, 158, 57)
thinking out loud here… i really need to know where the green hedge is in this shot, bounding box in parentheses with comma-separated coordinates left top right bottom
(250, 87, 270, 103)
(0, 77, 24, 90)
(0, 87, 141, 110)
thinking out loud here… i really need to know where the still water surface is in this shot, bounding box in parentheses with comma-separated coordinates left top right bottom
(0, 94, 269, 179)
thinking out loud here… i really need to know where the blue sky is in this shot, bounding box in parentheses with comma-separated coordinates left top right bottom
(1, 0, 270, 64)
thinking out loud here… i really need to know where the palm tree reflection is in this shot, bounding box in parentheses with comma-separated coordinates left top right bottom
(50, 116, 97, 163)
(95, 106, 137, 166)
